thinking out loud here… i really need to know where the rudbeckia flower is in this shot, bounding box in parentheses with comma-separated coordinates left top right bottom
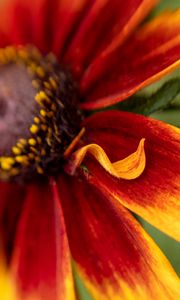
(0, 0, 180, 299)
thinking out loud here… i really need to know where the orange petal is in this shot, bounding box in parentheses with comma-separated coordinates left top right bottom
(81, 10, 180, 109)
(65, 139, 146, 180)
(10, 180, 76, 300)
(58, 174, 180, 300)
(83, 110, 180, 241)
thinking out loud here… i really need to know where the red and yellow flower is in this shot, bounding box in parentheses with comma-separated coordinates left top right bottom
(0, 0, 179, 299)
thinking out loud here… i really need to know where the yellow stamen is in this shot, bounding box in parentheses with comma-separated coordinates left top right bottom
(51, 103, 56, 111)
(44, 81, 51, 89)
(40, 109, 47, 117)
(1, 157, 14, 170)
(27, 62, 37, 74)
(34, 117, 40, 124)
(36, 66, 45, 78)
(30, 146, 38, 153)
(18, 48, 29, 60)
(37, 137, 42, 144)
(41, 149, 46, 156)
(11, 168, 19, 176)
(15, 155, 29, 165)
(32, 79, 40, 89)
(28, 153, 35, 159)
(30, 124, 39, 134)
(35, 156, 41, 162)
(19, 139, 27, 145)
(47, 111, 54, 118)
(5, 46, 17, 60)
(28, 138, 37, 146)
(49, 77, 58, 89)
(12, 146, 21, 155)
(41, 124, 48, 131)
(37, 166, 44, 174)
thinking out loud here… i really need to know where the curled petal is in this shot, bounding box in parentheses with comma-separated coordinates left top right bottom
(65, 139, 146, 180)
(83, 110, 180, 241)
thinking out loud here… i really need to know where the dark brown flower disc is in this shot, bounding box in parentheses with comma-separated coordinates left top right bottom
(0, 46, 82, 182)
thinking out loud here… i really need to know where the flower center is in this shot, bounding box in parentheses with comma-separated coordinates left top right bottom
(0, 46, 82, 182)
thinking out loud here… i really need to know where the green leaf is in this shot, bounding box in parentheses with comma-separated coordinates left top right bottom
(138, 217, 180, 276)
(136, 69, 180, 97)
(109, 78, 180, 116)
(151, 0, 180, 16)
(140, 79, 180, 115)
(72, 262, 93, 300)
(151, 109, 180, 127)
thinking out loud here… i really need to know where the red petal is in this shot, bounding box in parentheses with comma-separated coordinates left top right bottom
(0, 1, 12, 45)
(0, 31, 9, 47)
(0, 182, 25, 262)
(81, 10, 180, 109)
(0, 0, 156, 81)
(3, 0, 60, 52)
(52, 0, 94, 58)
(10, 179, 76, 300)
(64, 0, 156, 78)
(58, 174, 180, 299)
(5, 0, 35, 45)
(83, 110, 180, 241)
(28, 0, 61, 53)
